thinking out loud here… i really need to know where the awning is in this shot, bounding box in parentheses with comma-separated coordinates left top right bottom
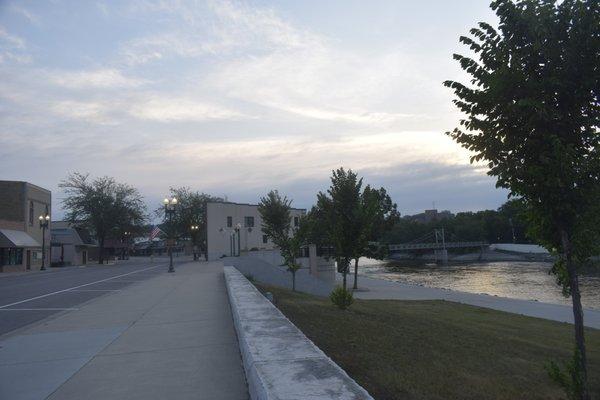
(0, 229, 41, 248)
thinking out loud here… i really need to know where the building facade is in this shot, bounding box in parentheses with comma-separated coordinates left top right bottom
(206, 201, 305, 261)
(50, 221, 98, 266)
(0, 181, 51, 272)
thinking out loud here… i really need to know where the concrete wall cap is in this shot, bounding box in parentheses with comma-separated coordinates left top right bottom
(224, 266, 373, 400)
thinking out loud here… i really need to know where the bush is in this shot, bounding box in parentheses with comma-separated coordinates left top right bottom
(330, 286, 353, 310)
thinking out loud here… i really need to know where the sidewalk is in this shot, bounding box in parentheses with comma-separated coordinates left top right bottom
(353, 274, 600, 329)
(0, 261, 248, 400)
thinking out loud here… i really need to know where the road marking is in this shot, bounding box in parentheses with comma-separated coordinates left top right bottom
(68, 289, 122, 292)
(0, 265, 161, 309)
(0, 308, 80, 311)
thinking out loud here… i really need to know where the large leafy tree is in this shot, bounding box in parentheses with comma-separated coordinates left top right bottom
(444, 1, 599, 398)
(60, 173, 147, 264)
(352, 186, 400, 289)
(258, 190, 305, 291)
(156, 187, 224, 260)
(315, 168, 364, 290)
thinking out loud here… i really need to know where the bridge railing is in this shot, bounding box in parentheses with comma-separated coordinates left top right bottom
(389, 241, 488, 251)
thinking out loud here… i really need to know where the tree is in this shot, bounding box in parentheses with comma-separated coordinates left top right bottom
(315, 168, 363, 290)
(60, 173, 147, 264)
(155, 187, 224, 261)
(352, 185, 400, 289)
(444, 1, 600, 398)
(258, 190, 305, 291)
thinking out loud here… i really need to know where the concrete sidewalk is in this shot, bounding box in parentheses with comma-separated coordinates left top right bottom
(353, 274, 600, 329)
(0, 261, 248, 400)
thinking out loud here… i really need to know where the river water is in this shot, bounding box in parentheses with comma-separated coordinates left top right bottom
(360, 259, 600, 310)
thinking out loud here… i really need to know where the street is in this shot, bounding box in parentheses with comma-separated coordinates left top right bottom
(0, 258, 174, 337)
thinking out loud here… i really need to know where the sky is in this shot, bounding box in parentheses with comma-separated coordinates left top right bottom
(0, 0, 510, 219)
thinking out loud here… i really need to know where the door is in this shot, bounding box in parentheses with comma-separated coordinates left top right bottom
(82, 251, 87, 265)
(26, 250, 31, 270)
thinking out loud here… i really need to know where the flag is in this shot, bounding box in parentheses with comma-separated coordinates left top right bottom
(149, 226, 162, 240)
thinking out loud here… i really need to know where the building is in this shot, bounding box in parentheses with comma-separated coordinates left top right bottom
(406, 209, 454, 224)
(50, 221, 98, 266)
(0, 181, 51, 272)
(206, 201, 305, 261)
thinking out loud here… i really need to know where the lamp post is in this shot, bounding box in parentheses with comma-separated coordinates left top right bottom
(123, 231, 131, 260)
(38, 214, 50, 270)
(234, 223, 241, 256)
(190, 225, 199, 261)
(163, 197, 178, 273)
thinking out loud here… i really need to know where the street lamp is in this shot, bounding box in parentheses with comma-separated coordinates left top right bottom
(190, 225, 199, 261)
(38, 214, 50, 270)
(123, 231, 131, 260)
(234, 223, 241, 257)
(163, 197, 178, 273)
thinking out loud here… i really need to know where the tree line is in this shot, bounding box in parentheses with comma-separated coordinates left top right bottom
(383, 199, 531, 245)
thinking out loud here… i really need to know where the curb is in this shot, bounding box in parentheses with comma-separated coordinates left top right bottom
(224, 266, 373, 400)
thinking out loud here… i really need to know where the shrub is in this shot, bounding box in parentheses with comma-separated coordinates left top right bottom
(330, 286, 353, 310)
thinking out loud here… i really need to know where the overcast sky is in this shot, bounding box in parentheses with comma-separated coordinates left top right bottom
(0, 0, 510, 218)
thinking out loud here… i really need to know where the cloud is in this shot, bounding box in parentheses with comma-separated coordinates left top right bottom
(47, 68, 145, 89)
(0, 26, 25, 49)
(10, 5, 40, 25)
(51, 100, 112, 122)
(0, 26, 31, 64)
(127, 95, 248, 122)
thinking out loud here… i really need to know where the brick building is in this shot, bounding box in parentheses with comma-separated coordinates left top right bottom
(0, 181, 52, 272)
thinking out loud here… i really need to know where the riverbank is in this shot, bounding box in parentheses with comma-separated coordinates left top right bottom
(360, 259, 600, 311)
(349, 273, 600, 328)
(255, 283, 600, 400)
(390, 248, 554, 262)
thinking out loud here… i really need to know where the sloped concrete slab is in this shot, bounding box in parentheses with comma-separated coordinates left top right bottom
(224, 266, 373, 400)
(251, 358, 372, 400)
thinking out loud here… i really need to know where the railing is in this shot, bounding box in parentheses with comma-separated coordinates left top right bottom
(389, 241, 488, 251)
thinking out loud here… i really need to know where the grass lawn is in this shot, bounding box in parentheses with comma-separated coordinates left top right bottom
(255, 283, 600, 400)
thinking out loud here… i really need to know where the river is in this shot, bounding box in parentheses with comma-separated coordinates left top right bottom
(360, 259, 600, 310)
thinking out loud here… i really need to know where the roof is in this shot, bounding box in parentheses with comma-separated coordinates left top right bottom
(51, 223, 97, 247)
(0, 229, 40, 248)
(206, 200, 306, 212)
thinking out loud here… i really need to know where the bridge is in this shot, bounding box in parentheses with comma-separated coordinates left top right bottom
(389, 241, 488, 251)
(387, 229, 488, 263)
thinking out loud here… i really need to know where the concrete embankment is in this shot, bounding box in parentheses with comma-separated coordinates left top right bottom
(391, 248, 554, 263)
(224, 266, 373, 400)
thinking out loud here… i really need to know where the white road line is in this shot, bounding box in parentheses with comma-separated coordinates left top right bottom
(0, 265, 161, 309)
(0, 308, 80, 311)
(68, 289, 122, 292)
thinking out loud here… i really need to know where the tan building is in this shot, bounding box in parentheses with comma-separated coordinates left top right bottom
(51, 221, 98, 266)
(0, 181, 51, 272)
(206, 201, 305, 261)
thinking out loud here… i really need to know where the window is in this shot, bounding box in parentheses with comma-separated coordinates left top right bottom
(262, 235, 268, 244)
(0, 248, 23, 266)
(244, 216, 254, 227)
(227, 216, 232, 228)
(294, 216, 299, 227)
(29, 201, 34, 225)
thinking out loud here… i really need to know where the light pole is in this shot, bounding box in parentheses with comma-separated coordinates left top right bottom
(123, 231, 131, 260)
(163, 197, 178, 273)
(38, 214, 50, 270)
(190, 225, 199, 261)
(234, 223, 241, 256)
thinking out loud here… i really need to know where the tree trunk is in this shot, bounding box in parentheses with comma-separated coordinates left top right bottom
(561, 230, 590, 400)
(292, 271, 296, 291)
(353, 258, 359, 290)
(98, 236, 105, 264)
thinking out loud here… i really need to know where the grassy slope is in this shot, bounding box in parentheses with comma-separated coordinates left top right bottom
(256, 284, 599, 400)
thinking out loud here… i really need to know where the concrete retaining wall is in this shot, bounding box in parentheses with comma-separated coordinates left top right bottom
(224, 266, 373, 400)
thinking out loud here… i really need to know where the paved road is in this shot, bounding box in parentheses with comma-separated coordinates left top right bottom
(0, 258, 185, 337)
